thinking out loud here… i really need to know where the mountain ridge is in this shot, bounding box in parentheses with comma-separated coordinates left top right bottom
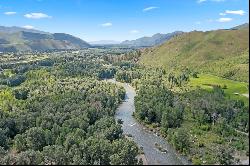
(0, 26, 91, 52)
(0, 26, 50, 34)
(120, 31, 184, 47)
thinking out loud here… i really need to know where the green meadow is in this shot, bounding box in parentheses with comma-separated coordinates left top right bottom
(189, 74, 249, 105)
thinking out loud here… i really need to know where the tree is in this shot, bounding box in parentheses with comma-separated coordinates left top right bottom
(14, 134, 27, 152)
(2, 118, 18, 138)
(87, 117, 123, 141)
(15, 150, 43, 165)
(64, 128, 86, 151)
(192, 71, 199, 78)
(26, 127, 47, 151)
(42, 145, 69, 165)
(161, 107, 183, 132)
(81, 137, 112, 165)
(0, 129, 8, 149)
(172, 128, 190, 153)
(67, 144, 88, 165)
(13, 88, 29, 100)
(110, 139, 139, 165)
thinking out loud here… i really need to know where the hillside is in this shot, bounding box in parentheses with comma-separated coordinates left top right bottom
(140, 24, 249, 82)
(0, 26, 91, 52)
(231, 23, 249, 30)
(120, 31, 183, 47)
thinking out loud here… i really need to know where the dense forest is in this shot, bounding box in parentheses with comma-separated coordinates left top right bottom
(0, 48, 248, 165)
(0, 49, 141, 165)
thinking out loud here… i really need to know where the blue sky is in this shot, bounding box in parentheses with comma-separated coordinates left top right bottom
(0, 0, 249, 42)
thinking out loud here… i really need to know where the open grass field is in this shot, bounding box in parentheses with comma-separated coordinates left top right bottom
(189, 74, 249, 105)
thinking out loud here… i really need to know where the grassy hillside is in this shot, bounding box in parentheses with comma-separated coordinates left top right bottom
(140, 25, 249, 82)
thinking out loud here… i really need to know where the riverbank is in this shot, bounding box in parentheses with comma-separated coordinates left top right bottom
(125, 134, 148, 165)
(130, 79, 249, 165)
(138, 154, 148, 165)
(106, 79, 190, 165)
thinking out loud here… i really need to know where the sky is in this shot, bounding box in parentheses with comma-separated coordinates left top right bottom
(0, 0, 249, 42)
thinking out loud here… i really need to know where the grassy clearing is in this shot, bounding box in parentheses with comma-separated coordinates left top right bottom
(189, 74, 249, 105)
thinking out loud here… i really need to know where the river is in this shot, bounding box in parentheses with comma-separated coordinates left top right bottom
(106, 79, 191, 165)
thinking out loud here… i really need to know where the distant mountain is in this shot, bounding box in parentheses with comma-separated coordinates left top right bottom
(89, 40, 121, 45)
(120, 31, 184, 47)
(0, 26, 91, 52)
(0, 26, 50, 34)
(231, 23, 249, 30)
(140, 24, 249, 82)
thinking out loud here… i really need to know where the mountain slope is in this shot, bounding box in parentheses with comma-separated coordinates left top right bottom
(0, 26, 90, 52)
(140, 24, 249, 82)
(231, 23, 249, 30)
(120, 31, 183, 47)
(0, 26, 50, 34)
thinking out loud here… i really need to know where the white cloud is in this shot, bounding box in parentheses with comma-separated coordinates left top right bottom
(225, 10, 245, 15)
(219, 10, 245, 16)
(129, 30, 139, 34)
(22, 25, 35, 29)
(143, 6, 159, 12)
(197, 0, 207, 3)
(24, 13, 51, 19)
(101, 22, 112, 27)
(195, 21, 201, 25)
(4, 11, 17, 15)
(219, 12, 226, 16)
(217, 17, 233, 22)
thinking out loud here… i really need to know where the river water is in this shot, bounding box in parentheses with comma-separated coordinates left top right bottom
(107, 79, 191, 165)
